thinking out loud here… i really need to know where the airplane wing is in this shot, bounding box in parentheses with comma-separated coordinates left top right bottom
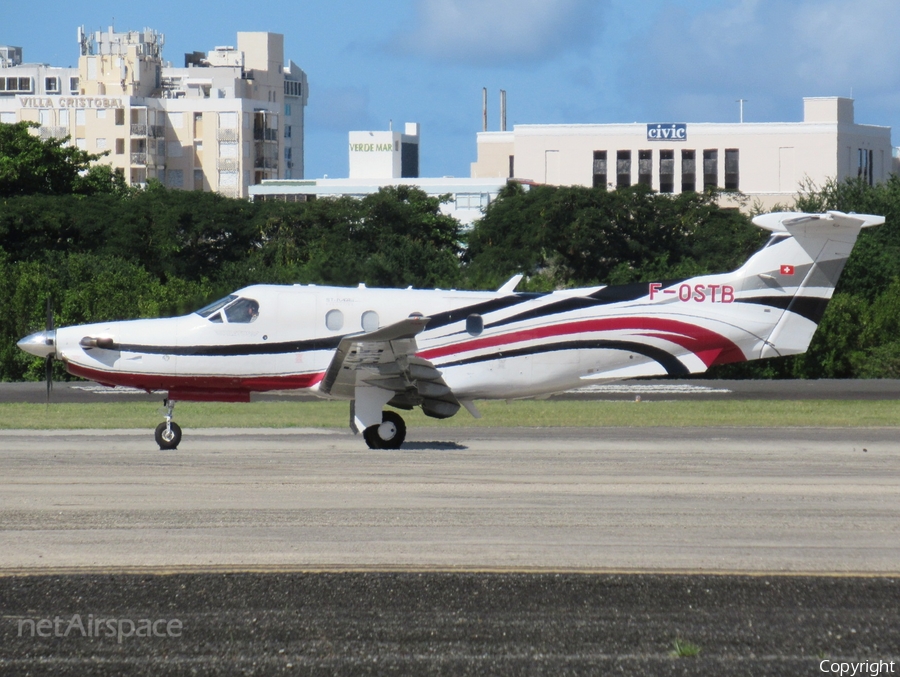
(318, 316, 461, 421)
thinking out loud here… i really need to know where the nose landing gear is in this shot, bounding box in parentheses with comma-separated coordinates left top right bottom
(155, 399, 182, 450)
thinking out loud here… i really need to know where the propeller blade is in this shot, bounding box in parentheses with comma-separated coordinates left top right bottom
(45, 355, 53, 403)
(46, 296, 54, 332)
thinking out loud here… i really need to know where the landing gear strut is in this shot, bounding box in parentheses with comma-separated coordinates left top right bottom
(363, 410, 406, 450)
(155, 399, 182, 450)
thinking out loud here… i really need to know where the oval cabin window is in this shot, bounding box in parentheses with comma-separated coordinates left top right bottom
(325, 309, 344, 331)
(361, 310, 379, 332)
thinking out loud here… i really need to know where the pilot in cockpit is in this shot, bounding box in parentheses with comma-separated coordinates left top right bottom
(224, 298, 260, 324)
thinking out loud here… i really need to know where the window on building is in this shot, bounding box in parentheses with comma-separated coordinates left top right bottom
(115, 138, 124, 155)
(724, 149, 739, 190)
(96, 138, 107, 150)
(69, 77, 79, 93)
(44, 77, 60, 93)
(0, 112, 15, 123)
(194, 169, 203, 190)
(284, 125, 291, 138)
(592, 150, 607, 189)
(284, 80, 302, 97)
(1, 77, 33, 92)
(616, 150, 631, 188)
(38, 109, 52, 126)
(284, 104, 291, 116)
(858, 148, 874, 186)
(638, 150, 652, 186)
(703, 149, 718, 190)
(659, 150, 675, 193)
(168, 169, 184, 188)
(681, 150, 696, 192)
(508, 155, 514, 178)
(75, 138, 86, 150)
(115, 108, 125, 126)
(456, 193, 489, 210)
(75, 109, 86, 126)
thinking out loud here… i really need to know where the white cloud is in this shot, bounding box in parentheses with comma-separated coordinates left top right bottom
(396, 0, 605, 65)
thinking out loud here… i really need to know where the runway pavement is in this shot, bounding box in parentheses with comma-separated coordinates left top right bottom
(2, 426, 899, 674)
(0, 426, 897, 573)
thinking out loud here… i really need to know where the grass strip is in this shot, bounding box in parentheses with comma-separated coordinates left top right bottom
(0, 399, 898, 430)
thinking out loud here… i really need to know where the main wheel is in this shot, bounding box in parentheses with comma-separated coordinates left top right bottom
(155, 421, 182, 450)
(363, 411, 406, 450)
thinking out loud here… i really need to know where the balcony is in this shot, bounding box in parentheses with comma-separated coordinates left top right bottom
(131, 124, 148, 136)
(130, 152, 147, 165)
(217, 158, 239, 171)
(217, 128, 239, 142)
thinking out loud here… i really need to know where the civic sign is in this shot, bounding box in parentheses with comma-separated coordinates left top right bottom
(647, 123, 687, 141)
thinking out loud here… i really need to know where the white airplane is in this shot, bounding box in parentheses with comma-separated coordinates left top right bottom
(18, 210, 883, 450)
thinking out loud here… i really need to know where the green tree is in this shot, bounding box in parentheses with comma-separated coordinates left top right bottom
(0, 121, 118, 197)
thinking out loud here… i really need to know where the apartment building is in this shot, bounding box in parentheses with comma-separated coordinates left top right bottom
(0, 27, 308, 197)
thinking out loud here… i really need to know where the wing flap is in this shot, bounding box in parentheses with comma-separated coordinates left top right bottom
(319, 316, 461, 419)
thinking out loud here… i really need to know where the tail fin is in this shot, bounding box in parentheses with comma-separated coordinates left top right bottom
(738, 211, 883, 359)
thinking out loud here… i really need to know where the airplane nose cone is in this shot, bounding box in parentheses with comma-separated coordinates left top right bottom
(17, 330, 57, 358)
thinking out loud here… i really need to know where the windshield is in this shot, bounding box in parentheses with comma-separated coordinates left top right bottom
(195, 295, 259, 323)
(195, 295, 237, 318)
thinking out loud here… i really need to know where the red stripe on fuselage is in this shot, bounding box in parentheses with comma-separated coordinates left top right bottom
(65, 362, 325, 401)
(418, 317, 745, 367)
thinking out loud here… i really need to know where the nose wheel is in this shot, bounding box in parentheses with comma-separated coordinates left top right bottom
(155, 399, 182, 450)
(363, 411, 406, 450)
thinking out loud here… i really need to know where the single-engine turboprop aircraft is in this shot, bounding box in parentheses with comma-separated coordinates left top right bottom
(18, 211, 883, 450)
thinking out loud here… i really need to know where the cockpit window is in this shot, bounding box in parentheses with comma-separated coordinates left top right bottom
(196, 295, 237, 318)
(224, 297, 260, 323)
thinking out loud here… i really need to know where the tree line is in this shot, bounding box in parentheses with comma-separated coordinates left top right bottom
(2, 120, 899, 381)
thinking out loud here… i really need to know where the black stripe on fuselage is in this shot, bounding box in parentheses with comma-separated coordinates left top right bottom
(105, 335, 344, 357)
(736, 296, 831, 324)
(435, 339, 690, 377)
(424, 293, 544, 332)
(483, 280, 685, 331)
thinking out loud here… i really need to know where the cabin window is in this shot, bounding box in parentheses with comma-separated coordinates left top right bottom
(325, 309, 344, 331)
(361, 310, 379, 332)
(224, 298, 260, 323)
(466, 314, 484, 336)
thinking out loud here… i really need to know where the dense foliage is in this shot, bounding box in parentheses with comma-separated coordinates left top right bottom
(2, 122, 900, 380)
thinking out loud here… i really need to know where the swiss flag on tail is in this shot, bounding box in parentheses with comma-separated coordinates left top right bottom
(780, 264, 795, 275)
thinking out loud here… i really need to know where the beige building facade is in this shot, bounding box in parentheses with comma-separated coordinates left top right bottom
(471, 97, 893, 209)
(0, 27, 308, 197)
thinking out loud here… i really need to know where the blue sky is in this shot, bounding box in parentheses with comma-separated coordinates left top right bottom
(4, 0, 900, 180)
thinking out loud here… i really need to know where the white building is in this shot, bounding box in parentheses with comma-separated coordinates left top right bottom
(0, 27, 308, 197)
(250, 122, 518, 227)
(470, 97, 893, 209)
(349, 123, 419, 179)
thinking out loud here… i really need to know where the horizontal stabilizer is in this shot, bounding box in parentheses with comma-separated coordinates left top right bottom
(752, 210, 884, 233)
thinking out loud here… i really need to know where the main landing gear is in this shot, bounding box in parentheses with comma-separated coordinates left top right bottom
(363, 411, 407, 450)
(155, 399, 182, 450)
